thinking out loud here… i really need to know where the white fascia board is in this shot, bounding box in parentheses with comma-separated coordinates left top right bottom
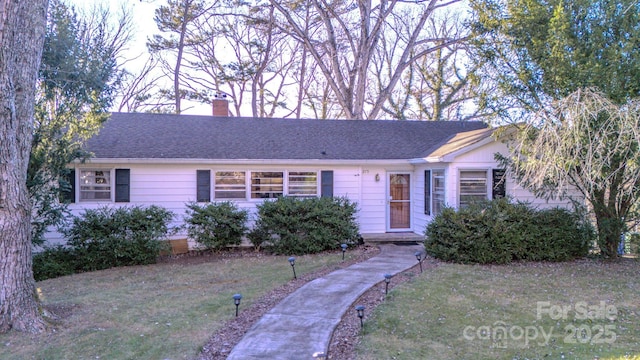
(409, 157, 444, 164)
(74, 158, 414, 166)
(409, 136, 497, 165)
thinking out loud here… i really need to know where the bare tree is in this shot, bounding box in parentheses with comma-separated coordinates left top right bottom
(0, 0, 49, 334)
(183, 1, 303, 117)
(375, 12, 484, 121)
(116, 55, 167, 112)
(270, 0, 465, 119)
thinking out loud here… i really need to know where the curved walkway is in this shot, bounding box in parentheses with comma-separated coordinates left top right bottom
(227, 243, 424, 359)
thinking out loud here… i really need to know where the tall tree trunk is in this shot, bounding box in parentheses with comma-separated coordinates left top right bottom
(173, 0, 192, 114)
(0, 0, 49, 334)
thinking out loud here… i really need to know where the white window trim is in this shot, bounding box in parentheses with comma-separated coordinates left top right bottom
(287, 171, 319, 198)
(431, 168, 446, 216)
(458, 168, 489, 208)
(250, 171, 285, 199)
(213, 170, 248, 200)
(210, 170, 321, 201)
(79, 168, 113, 202)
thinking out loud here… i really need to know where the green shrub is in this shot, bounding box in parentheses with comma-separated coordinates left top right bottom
(64, 205, 174, 272)
(184, 202, 248, 251)
(250, 196, 359, 255)
(33, 245, 76, 281)
(425, 197, 593, 264)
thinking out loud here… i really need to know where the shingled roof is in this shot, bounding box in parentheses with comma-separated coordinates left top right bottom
(84, 112, 489, 161)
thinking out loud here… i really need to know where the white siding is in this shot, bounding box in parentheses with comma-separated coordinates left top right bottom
(44, 138, 583, 247)
(45, 163, 404, 246)
(411, 141, 583, 236)
(412, 167, 430, 236)
(358, 167, 387, 233)
(452, 141, 580, 209)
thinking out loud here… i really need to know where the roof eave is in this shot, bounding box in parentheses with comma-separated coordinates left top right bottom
(73, 158, 415, 166)
(409, 156, 444, 164)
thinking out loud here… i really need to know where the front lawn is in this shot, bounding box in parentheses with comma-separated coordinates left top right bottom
(1, 251, 351, 360)
(2, 251, 638, 360)
(356, 259, 640, 360)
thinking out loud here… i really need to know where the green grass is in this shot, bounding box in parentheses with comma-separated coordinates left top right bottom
(0, 251, 350, 360)
(356, 259, 640, 360)
(4, 253, 639, 360)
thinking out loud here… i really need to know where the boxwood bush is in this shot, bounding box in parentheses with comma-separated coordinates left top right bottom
(425, 197, 594, 264)
(249, 196, 359, 255)
(33, 205, 175, 280)
(184, 201, 248, 251)
(33, 245, 77, 281)
(65, 205, 174, 271)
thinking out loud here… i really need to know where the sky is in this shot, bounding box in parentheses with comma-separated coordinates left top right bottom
(67, 0, 216, 114)
(69, 0, 158, 53)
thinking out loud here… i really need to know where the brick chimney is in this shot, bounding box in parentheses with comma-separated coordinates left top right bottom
(212, 92, 229, 117)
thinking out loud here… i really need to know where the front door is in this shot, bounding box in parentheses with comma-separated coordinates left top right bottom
(388, 173, 411, 230)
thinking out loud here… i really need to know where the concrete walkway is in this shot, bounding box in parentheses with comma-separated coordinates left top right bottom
(226, 243, 424, 359)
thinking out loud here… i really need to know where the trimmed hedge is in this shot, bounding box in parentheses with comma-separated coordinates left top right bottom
(33, 245, 76, 281)
(184, 201, 248, 251)
(34, 205, 175, 280)
(425, 198, 594, 264)
(248, 196, 359, 255)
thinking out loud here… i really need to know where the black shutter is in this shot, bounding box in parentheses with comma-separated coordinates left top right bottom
(424, 170, 431, 215)
(320, 170, 333, 198)
(115, 169, 130, 202)
(197, 170, 211, 202)
(492, 169, 506, 199)
(60, 169, 76, 203)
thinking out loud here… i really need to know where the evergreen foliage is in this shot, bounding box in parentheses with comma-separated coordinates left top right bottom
(184, 202, 249, 251)
(249, 196, 359, 255)
(425, 198, 594, 264)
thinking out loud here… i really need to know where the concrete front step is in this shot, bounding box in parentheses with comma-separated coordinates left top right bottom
(360, 232, 424, 244)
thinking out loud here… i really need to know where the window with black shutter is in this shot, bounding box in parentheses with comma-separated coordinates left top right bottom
(197, 170, 211, 202)
(424, 170, 431, 215)
(60, 169, 76, 203)
(115, 169, 130, 202)
(492, 169, 506, 199)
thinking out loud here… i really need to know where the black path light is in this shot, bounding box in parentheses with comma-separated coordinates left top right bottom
(384, 273, 392, 295)
(341, 243, 347, 261)
(288, 256, 297, 280)
(414, 251, 424, 273)
(355, 305, 365, 328)
(415, 251, 423, 273)
(233, 293, 242, 317)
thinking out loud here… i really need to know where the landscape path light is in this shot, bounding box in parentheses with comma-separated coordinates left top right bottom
(341, 243, 347, 261)
(288, 256, 297, 280)
(355, 305, 365, 328)
(384, 273, 392, 295)
(233, 293, 242, 317)
(415, 251, 423, 273)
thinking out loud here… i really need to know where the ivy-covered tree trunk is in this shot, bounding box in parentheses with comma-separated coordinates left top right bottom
(0, 0, 49, 333)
